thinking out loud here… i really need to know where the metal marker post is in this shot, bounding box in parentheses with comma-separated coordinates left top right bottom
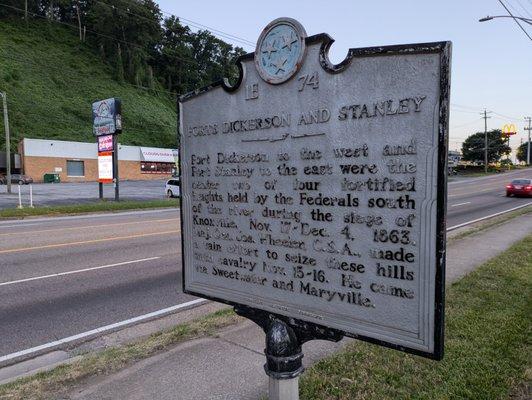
(29, 184, 34, 208)
(99, 182, 103, 200)
(113, 134, 119, 201)
(235, 306, 343, 400)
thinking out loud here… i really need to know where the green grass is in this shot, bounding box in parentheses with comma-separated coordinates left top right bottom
(0, 19, 177, 152)
(0, 198, 178, 218)
(0, 308, 241, 400)
(300, 235, 532, 400)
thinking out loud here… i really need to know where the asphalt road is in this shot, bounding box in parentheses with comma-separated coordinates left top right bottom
(0, 168, 530, 360)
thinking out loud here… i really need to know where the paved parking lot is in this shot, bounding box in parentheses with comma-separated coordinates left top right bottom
(0, 179, 168, 209)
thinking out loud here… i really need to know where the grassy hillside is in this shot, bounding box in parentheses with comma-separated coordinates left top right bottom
(0, 19, 177, 151)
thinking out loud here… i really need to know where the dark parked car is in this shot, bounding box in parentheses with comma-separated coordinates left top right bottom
(506, 179, 532, 197)
(0, 174, 34, 185)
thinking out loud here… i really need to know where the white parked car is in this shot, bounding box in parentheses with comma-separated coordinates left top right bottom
(165, 179, 180, 198)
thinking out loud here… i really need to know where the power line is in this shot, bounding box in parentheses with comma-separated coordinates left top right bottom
(450, 118, 482, 129)
(491, 111, 523, 121)
(451, 102, 481, 111)
(498, 0, 532, 40)
(509, 0, 532, 18)
(451, 108, 481, 114)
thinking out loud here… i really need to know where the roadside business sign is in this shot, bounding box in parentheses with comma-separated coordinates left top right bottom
(92, 98, 122, 136)
(179, 18, 450, 360)
(98, 134, 114, 152)
(501, 124, 517, 138)
(98, 151, 113, 183)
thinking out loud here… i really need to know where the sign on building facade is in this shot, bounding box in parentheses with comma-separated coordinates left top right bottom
(180, 18, 451, 359)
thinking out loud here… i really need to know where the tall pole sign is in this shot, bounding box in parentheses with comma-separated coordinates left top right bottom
(92, 98, 122, 201)
(180, 18, 451, 398)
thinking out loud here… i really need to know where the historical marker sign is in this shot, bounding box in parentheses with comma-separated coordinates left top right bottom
(180, 18, 451, 359)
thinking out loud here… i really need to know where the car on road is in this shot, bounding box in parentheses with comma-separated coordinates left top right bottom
(0, 173, 34, 185)
(165, 178, 180, 198)
(506, 179, 532, 197)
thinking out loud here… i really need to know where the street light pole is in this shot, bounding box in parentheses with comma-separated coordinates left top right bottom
(479, 15, 532, 25)
(0, 92, 11, 194)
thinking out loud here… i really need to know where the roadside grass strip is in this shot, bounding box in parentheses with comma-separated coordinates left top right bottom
(0, 309, 241, 400)
(300, 235, 532, 400)
(0, 199, 179, 219)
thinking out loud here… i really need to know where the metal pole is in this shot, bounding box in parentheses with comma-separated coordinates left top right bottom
(29, 184, 34, 207)
(113, 135, 119, 201)
(269, 377, 299, 400)
(1, 92, 11, 194)
(484, 110, 488, 173)
(99, 182, 103, 200)
(525, 117, 531, 166)
(17, 184, 22, 208)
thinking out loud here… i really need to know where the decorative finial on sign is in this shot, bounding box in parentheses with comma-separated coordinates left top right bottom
(255, 18, 307, 85)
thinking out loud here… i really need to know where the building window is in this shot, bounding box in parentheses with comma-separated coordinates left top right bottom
(67, 160, 85, 176)
(141, 162, 173, 174)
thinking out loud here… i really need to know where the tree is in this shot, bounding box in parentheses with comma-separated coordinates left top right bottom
(461, 130, 511, 164)
(516, 141, 531, 163)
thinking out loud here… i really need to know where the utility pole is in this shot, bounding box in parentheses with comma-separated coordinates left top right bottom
(1, 92, 12, 194)
(481, 109, 492, 173)
(525, 117, 531, 166)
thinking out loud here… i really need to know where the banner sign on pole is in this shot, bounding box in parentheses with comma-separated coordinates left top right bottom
(92, 98, 122, 136)
(98, 151, 113, 183)
(98, 134, 114, 152)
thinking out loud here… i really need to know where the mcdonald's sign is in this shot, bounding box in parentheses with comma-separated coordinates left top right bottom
(502, 124, 517, 137)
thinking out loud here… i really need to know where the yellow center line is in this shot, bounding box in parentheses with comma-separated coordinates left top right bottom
(0, 218, 180, 237)
(0, 230, 181, 255)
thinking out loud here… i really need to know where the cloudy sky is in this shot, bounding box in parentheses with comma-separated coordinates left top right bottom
(158, 0, 532, 153)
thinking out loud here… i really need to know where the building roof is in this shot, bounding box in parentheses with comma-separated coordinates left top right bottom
(22, 138, 176, 162)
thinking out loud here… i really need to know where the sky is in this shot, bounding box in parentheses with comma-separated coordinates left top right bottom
(158, 0, 532, 154)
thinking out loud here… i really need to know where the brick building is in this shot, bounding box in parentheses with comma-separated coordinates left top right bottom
(19, 138, 177, 183)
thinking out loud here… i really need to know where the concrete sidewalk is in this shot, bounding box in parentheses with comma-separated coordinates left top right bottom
(67, 214, 532, 400)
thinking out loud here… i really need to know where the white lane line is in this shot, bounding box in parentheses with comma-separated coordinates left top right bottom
(0, 223, 42, 228)
(0, 299, 207, 364)
(0, 257, 161, 287)
(447, 201, 532, 231)
(450, 202, 471, 207)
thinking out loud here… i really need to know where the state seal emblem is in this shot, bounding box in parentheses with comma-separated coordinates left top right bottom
(254, 17, 307, 84)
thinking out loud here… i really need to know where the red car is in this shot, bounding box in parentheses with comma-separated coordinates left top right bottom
(506, 179, 532, 197)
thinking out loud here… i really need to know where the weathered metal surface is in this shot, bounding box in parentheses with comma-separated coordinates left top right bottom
(180, 18, 450, 360)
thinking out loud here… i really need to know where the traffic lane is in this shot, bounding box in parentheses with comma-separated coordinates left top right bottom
(0, 218, 180, 250)
(447, 191, 531, 227)
(0, 256, 190, 357)
(448, 168, 531, 189)
(0, 209, 179, 237)
(0, 231, 180, 283)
